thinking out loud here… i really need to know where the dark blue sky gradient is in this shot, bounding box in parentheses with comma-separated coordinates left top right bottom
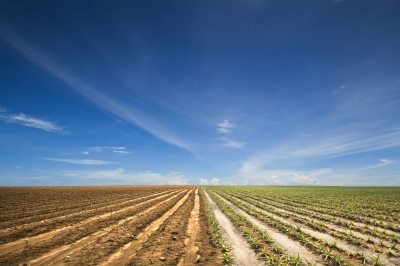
(1, 0, 399, 185)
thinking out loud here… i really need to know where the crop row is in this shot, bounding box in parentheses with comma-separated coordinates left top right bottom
(205, 188, 315, 266)
(210, 188, 387, 266)
(200, 188, 232, 265)
(225, 190, 400, 249)
(232, 190, 400, 234)
(231, 187, 400, 224)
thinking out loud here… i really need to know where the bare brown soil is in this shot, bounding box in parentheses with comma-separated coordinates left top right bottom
(195, 191, 223, 266)
(0, 187, 182, 265)
(126, 189, 195, 265)
(0, 186, 223, 266)
(0, 189, 176, 245)
(0, 186, 172, 228)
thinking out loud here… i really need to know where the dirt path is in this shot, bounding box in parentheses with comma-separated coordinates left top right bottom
(100, 189, 194, 266)
(227, 193, 399, 266)
(214, 192, 323, 266)
(0, 189, 182, 258)
(203, 190, 263, 266)
(178, 188, 201, 266)
(27, 189, 188, 266)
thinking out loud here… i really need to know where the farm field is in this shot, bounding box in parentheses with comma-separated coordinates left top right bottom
(203, 186, 400, 266)
(1, 186, 399, 266)
(0, 186, 222, 266)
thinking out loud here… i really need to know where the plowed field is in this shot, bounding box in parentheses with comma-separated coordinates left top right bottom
(0, 186, 222, 266)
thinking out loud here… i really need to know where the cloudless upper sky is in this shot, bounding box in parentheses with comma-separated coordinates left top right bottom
(0, 0, 399, 186)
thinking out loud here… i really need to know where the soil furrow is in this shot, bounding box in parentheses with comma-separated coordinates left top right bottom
(27, 189, 189, 266)
(255, 193, 400, 227)
(100, 188, 194, 266)
(226, 192, 398, 266)
(0, 189, 176, 244)
(0, 187, 174, 227)
(126, 189, 196, 265)
(238, 193, 395, 248)
(178, 188, 200, 266)
(0, 189, 185, 265)
(242, 193, 400, 235)
(0, 194, 137, 227)
(214, 192, 323, 266)
(203, 190, 263, 266)
(195, 190, 223, 266)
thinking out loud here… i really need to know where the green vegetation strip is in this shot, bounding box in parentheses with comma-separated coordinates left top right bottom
(200, 188, 233, 265)
(210, 188, 386, 266)
(205, 188, 310, 266)
(233, 187, 400, 230)
(237, 190, 400, 237)
(224, 190, 398, 256)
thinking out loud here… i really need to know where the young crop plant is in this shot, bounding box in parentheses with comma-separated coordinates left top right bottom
(372, 245, 382, 253)
(385, 248, 396, 256)
(332, 254, 343, 266)
(206, 188, 311, 266)
(220, 252, 234, 266)
(200, 188, 233, 265)
(211, 187, 389, 266)
(356, 252, 368, 264)
(322, 248, 335, 261)
(371, 254, 383, 266)
(223, 189, 391, 251)
(292, 254, 303, 266)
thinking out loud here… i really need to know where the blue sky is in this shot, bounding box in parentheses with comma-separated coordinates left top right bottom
(0, 0, 399, 186)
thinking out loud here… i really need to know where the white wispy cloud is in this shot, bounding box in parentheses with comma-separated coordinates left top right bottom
(199, 178, 209, 185)
(354, 158, 394, 171)
(290, 131, 400, 158)
(217, 120, 235, 134)
(290, 174, 319, 185)
(58, 168, 188, 184)
(0, 111, 63, 132)
(199, 178, 220, 185)
(266, 175, 284, 185)
(220, 137, 245, 148)
(89, 146, 126, 151)
(88, 146, 129, 154)
(167, 179, 188, 185)
(210, 178, 220, 185)
(113, 150, 129, 154)
(0, 28, 190, 150)
(216, 120, 245, 148)
(82, 151, 89, 155)
(238, 158, 324, 185)
(44, 158, 113, 165)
